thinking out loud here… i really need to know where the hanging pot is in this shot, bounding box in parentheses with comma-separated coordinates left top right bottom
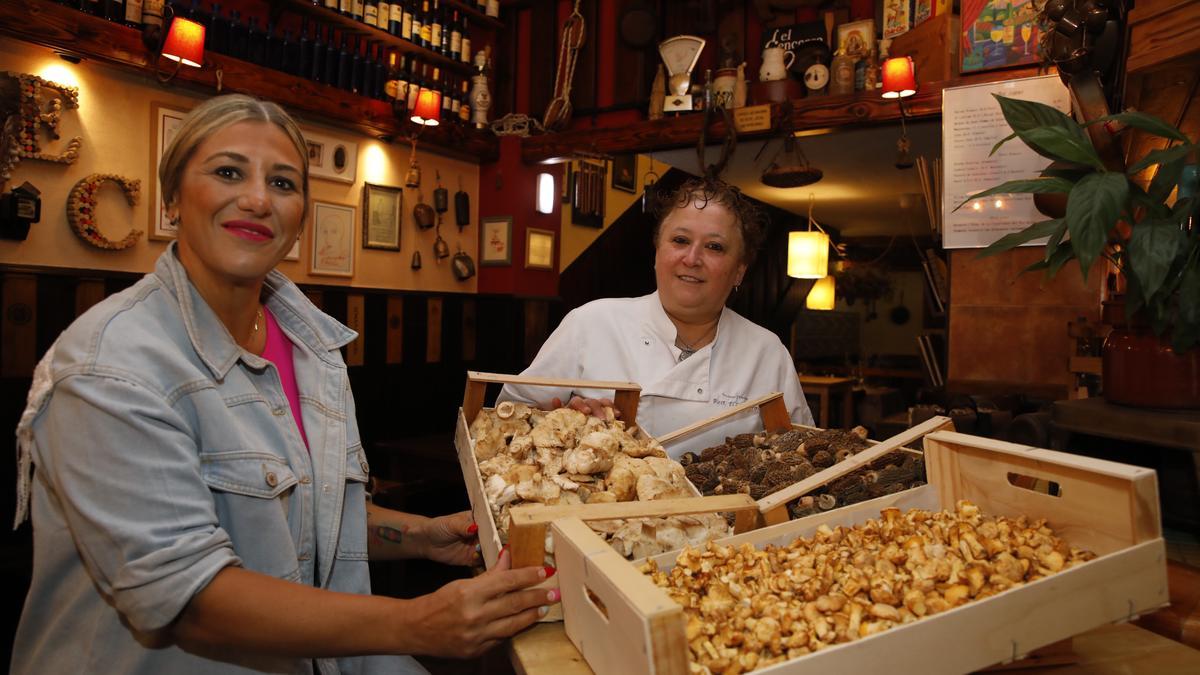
(433, 170, 449, 213)
(413, 192, 435, 229)
(433, 228, 451, 260)
(761, 135, 823, 188)
(405, 159, 421, 188)
(455, 175, 471, 229)
(411, 250, 422, 269)
(452, 248, 476, 280)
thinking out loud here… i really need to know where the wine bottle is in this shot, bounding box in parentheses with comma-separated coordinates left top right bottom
(376, 0, 390, 30)
(400, 0, 413, 42)
(449, 9, 461, 62)
(411, 1, 424, 48)
(351, 36, 365, 94)
(393, 54, 410, 111)
(323, 0, 336, 11)
(459, 78, 470, 123)
(373, 45, 387, 99)
(141, 0, 164, 32)
(406, 60, 422, 111)
(449, 75, 460, 119)
(337, 33, 352, 91)
(105, 0, 125, 22)
(440, 70, 452, 118)
(206, 3, 225, 52)
(339, 0, 352, 18)
(418, 1, 432, 49)
(389, 0, 403, 37)
(351, 0, 364, 24)
(324, 28, 340, 85)
(364, 0, 378, 27)
(460, 16, 471, 64)
(298, 19, 312, 79)
(227, 9, 246, 60)
(277, 29, 293, 73)
(123, 0, 142, 28)
(310, 24, 326, 83)
(247, 16, 264, 66)
(430, 0, 442, 57)
(84, 0, 103, 17)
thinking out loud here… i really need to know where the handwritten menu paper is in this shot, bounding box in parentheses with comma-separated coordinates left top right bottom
(941, 75, 1071, 249)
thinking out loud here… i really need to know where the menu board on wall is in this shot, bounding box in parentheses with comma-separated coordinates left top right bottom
(941, 74, 1071, 249)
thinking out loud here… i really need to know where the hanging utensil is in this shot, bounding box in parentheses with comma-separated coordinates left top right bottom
(404, 136, 421, 188)
(641, 157, 660, 213)
(413, 189, 435, 229)
(452, 245, 476, 281)
(454, 174, 471, 230)
(433, 219, 450, 260)
(433, 169, 449, 214)
(411, 250, 422, 269)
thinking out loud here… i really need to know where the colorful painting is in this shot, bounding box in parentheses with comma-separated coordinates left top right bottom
(961, 0, 1041, 73)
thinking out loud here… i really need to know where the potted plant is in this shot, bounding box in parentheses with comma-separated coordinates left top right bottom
(960, 95, 1199, 408)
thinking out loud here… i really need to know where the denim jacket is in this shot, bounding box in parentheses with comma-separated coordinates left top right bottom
(12, 244, 423, 674)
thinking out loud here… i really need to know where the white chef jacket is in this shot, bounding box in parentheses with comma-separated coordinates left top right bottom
(498, 292, 814, 459)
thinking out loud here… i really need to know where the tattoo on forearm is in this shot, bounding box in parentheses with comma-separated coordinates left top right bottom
(373, 525, 405, 546)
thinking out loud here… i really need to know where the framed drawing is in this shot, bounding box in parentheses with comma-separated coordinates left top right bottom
(611, 155, 636, 193)
(283, 239, 301, 262)
(303, 128, 358, 184)
(310, 201, 355, 277)
(480, 215, 512, 266)
(362, 183, 402, 250)
(525, 227, 555, 271)
(961, 0, 1041, 73)
(836, 19, 874, 57)
(148, 102, 189, 240)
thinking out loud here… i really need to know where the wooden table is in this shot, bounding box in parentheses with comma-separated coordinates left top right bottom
(797, 374, 856, 429)
(510, 621, 1200, 675)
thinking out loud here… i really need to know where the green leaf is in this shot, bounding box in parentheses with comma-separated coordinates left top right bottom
(994, 95, 1077, 134)
(1148, 156, 1186, 205)
(1044, 218, 1069, 261)
(990, 132, 1019, 156)
(1066, 173, 1129, 280)
(1040, 165, 1090, 182)
(1044, 242, 1075, 278)
(1129, 217, 1187, 302)
(976, 218, 1065, 258)
(1089, 111, 1191, 143)
(955, 178, 1075, 211)
(1129, 183, 1171, 219)
(1174, 263, 1200, 353)
(1128, 143, 1197, 175)
(1019, 127, 1105, 170)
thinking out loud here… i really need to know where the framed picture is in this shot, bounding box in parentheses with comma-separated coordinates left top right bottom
(836, 18, 875, 57)
(310, 201, 355, 277)
(480, 216, 512, 266)
(302, 128, 358, 184)
(148, 102, 189, 241)
(361, 183, 402, 250)
(525, 227, 555, 271)
(611, 155, 636, 193)
(283, 239, 301, 261)
(961, 0, 1041, 73)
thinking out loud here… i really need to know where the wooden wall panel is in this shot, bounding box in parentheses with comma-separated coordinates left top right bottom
(462, 298, 477, 362)
(1, 274, 36, 378)
(74, 279, 106, 317)
(386, 296, 404, 364)
(345, 294, 365, 367)
(426, 297, 443, 363)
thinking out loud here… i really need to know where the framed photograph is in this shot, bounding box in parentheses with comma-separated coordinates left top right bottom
(525, 227, 555, 271)
(283, 239, 301, 262)
(961, 0, 1041, 73)
(611, 155, 636, 193)
(310, 201, 356, 277)
(361, 183, 402, 250)
(149, 102, 189, 241)
(836, 19, 874, 57)
(480, 216, 512, 266)
(302, 128, 358, 184)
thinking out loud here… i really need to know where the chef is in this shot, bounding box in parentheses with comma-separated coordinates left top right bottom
(500, 177, 813, 458)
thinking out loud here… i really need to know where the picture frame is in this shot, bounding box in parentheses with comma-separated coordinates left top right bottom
(302, 127, 358, 184)
(310, 201, 356, 277)
(836, 18, 875, 57)
(611, 155, 636, 193)
(960, 0, 1041, 74)
(283, 239, 301, 262)
(361, 182, 402, 250)
(480, 215, 512, 266)
(525, 227, 555, 271)
(148, 102, 189, 241)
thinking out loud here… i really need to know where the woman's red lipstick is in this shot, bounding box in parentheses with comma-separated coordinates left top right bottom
(223, 220, 274, 241)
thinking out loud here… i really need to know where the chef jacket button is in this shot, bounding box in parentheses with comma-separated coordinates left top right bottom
(299, 476, 312, 485)
(265, 471, 279, 487)
(697, 388, 703, 394)
(643, 338, 650, 345)
(272, 407, 286, 416)
(360, 460, 369, 473)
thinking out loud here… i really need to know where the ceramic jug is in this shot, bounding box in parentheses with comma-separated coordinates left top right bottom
(759, 47, 787, 82)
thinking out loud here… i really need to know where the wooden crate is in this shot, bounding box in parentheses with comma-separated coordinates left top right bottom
(552, 430, 1168, 675)
(657, 392, 953, 526)
(454, 371, 759, 620)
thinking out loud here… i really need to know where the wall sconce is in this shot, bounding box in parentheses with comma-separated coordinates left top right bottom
(410, 88, 442, 126)
(149, 13, 207, 84)
(535, 172, 555, 214)
(881, 56, 917, 169)
(805, 274, 836, 310)
(787, 231, 829, 279)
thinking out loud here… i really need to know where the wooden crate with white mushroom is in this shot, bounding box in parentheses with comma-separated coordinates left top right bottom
(658, 392, 954, 527)
(454, 372, 759, 621)
(551, 431, 1167, 675)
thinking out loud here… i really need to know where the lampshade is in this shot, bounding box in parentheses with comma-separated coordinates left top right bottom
(161, 17, 206, 68)
(881, 57, 916, 99)
(787, 231, 829, 279)
(535, 172, 555, 214)
(805, 275, 836, 310)
(410, 88, 441, 126)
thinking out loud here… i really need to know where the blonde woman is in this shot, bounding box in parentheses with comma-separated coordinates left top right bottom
(13, 95, 554, 674)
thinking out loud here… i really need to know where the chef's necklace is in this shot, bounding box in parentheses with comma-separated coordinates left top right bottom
(675, 324, 716, 362)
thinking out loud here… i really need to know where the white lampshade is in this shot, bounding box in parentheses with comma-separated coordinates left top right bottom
(805, 275, 836, 310)
(536, 172, 555, 214)
(787, 231, 829, 279)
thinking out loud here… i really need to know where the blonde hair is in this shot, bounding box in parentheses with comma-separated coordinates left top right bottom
(158, 94, 310, 221)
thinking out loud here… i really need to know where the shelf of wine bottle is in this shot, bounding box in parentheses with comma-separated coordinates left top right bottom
(442, 0, 503, 31)
(2, 0, 497, 162)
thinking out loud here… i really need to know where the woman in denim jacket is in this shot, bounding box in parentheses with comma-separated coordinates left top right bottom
(12, 95, 555, 674)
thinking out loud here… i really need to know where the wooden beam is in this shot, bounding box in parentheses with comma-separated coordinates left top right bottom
(0, 0, 498, 162)
(520, 68, 1042, 163)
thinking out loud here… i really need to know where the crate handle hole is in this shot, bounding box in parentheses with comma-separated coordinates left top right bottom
(1006, 472, 1062, 497)
(585, 587, 610, 623)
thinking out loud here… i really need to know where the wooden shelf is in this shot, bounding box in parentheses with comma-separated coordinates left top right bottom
(269, 0, 475, 76)
(2, 0, 497, 162)
(520, 66, 1041, 164)
(444, 0, 505, 31)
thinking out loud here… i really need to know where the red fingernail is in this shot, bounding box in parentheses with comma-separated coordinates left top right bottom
(543, 566, 557, 579)
(467, 523, 479, 534)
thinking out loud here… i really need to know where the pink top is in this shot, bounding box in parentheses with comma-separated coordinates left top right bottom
(261, 307, 309, 450)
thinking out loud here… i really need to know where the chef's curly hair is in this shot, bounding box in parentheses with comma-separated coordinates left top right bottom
(651, 177, 765, 267)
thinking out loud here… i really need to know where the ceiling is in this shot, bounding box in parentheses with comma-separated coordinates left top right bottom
(654, 119, 943, 240)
